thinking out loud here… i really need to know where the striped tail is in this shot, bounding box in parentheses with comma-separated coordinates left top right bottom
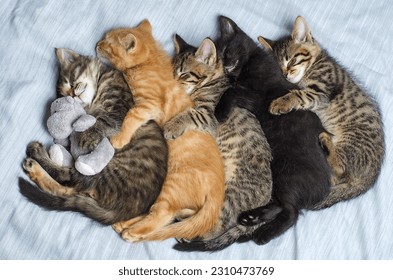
(18, 177, 117, 225)
(173, 224, 254, 252)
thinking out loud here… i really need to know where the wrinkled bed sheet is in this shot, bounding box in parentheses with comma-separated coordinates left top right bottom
(0, 0, 392, 259)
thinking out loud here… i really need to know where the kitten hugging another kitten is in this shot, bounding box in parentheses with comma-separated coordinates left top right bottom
(258, 16, 384, 209)
(20, 15, 384, 251)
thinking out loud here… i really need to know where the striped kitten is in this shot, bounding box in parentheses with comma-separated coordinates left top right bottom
(19, 49, 168, 225)
(260, 16, 385, 209)
(217, 16, 331, 245)
(171, 36, 274, 252)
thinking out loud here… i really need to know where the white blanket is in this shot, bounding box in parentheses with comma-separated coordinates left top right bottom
(0, 0, 392, 259)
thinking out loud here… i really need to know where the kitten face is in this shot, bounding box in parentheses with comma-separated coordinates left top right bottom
(173, 35, 224, 95)
(55, 48, 99, 106)
(267, 16, 321, 84)
(96, 19, 153, 71)
(216, 16, 257, 78)
(274, 41, 309, 84)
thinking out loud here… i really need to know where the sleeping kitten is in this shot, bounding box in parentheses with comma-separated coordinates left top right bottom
(259, 16, 384, 209)
(216, 16, 332, 245)
(20, 49, 168, 225)
(170, 35, 274, 252)
(96, 19, 225, 242)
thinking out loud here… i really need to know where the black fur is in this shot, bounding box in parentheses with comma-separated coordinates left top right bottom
(216, 16, 331, 245)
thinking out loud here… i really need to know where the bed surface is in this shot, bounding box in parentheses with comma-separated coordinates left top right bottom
(1, 0, 392, 259)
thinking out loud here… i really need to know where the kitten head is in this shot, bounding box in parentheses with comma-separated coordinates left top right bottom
(96, 19, 154, 71)
(216, 16, 258, 78)
(258, 16, 321, 84)
(172, 35, 226, 95)
(55, 48, 101, 106)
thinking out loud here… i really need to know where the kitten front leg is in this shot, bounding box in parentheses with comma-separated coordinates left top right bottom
(269, 90, 301, 115)
(111, 105, 161, 149)
(269, 89, 322, 115)
(164, 108, 217, 140)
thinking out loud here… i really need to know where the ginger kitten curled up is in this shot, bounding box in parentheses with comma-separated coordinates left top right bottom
(259, 16, 384, 209)
(96, 19, 225, 241)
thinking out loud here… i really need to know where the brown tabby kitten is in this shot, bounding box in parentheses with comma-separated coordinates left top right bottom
(259, 16, 384, 209)
(19, 49, 168, 225)
(170, 35, 274, 252)
(96, 19, 225, 241)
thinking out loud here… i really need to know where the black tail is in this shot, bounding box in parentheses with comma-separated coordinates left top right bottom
(18, 177, 116, 225)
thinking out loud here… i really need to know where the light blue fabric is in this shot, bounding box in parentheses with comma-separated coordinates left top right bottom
(0, 0, 392, 259)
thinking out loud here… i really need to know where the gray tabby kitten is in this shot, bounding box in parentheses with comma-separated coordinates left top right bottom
(168, 36, 273, 252)
(259, 16, 384, 209)
(19, 48, 168, 225)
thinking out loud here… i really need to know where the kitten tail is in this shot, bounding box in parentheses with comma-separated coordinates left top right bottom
(173, 225, 254, 252)
(18, 178, 117, 225)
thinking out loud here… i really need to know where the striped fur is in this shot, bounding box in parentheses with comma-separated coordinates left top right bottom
(164, 36, 229, 139)
(263, 16, 385, 209)
(171, 36, 273, 252)
(217, 16, 331, 245)
(20, 50, 168, 225)
(97, 20, 225, 242)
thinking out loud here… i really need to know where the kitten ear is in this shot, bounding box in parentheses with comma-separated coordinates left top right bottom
(292, 16, 313, 43)
(173, 34, 191, 54)
(195, 38, 217, 66)
(55, 48, 79, 66)
(219, 16, 238, 38)
(121, 33, 137, 52)
(258, 36, 274, 51)
(137, 19, 152, 34)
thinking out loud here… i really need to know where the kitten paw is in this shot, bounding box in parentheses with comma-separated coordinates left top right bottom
(253, 235, 270, 245)
(269, 97, 295, 115)
(252, 226, 275, 245)
(22, 158, 43, 181)
(77, 130, 102, 151)
(238, 213, 261, 226)
(112, 222, 126, 234)
(318, 132, 332, 150)
(22, 158, 38, 172)
(26, 141, 46, 158)
(163, 123, 185, 140)
(121, 229, 145, 243)
(175, 237, 192, 243)
(110, 135, 128, 150)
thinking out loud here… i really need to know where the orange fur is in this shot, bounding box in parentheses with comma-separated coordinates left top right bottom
(97, 19, 225, 242)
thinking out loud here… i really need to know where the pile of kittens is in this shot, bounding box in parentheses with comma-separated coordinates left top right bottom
(19, 15, 384, 252)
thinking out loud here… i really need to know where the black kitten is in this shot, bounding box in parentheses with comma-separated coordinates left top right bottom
(216, 16, 332, 245)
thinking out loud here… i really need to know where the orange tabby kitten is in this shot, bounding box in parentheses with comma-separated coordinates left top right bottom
(96, 19, 225, 242)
